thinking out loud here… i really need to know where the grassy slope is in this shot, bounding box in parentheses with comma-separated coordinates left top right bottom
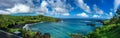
(87, 17, 120, 38)
(102, 24, 120, 38)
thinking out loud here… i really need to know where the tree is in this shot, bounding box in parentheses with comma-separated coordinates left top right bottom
(115, 9, 120, 18)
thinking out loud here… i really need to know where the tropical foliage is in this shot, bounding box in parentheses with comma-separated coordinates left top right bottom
(86, 9, 120, 38)
(0, 15, 59, 38)
(0, 15, 58, 29)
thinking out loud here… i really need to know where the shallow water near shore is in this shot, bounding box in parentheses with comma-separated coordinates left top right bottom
(28, 19, 103, 38)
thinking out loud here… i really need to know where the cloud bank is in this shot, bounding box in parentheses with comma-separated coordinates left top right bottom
(114, 0, 120, 12)
(6, 4, 30, 13)
(77, 0, 91, 13)
(76, 12, 88, 17)
(0, 0, 115, 18)
(0, 0, 72, 15)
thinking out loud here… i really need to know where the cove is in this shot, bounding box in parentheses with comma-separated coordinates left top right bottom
(28, 19, 103, 38)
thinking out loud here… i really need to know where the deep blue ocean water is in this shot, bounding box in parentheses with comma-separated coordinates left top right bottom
(28, 19, 103, 38)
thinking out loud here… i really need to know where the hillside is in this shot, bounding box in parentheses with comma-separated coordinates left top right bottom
(0, 15, 59, 38)
(86, 9, 120, 38)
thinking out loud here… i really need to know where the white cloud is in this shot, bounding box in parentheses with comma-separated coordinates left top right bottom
(114, 0, 120, 12)
(76, 12, 88, 17)
(6, 4, 30, 13)
(54, 7, 68, 13)
(93, 5, 104, 14)
(109, 12, 113, 16)
(47, 0, 72, 16)
(93, 15, 99, 18)
(0, 4, 31, 14)
(0, 10, 10, 14)
(33, 0, 72, 16)
(35, 1, 48, 14)
(77, 0, 91, 13)
(0, 0, 25, 9)
(62, 13, 70, 16)
(41, 1, 48, 7)
(0, 0, 72, 16)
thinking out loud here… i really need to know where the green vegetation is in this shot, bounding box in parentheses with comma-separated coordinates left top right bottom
(0, 15, 58, 29)
(69, 9, 120, 38)
(0, 15, 59, 38)
(69, 33, 87, 38)
(21, 29, 50, 38)
(86, 9, 120, 38)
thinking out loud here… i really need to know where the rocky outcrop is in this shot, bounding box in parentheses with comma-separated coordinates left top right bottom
(0, 30, 22, 38)
(43, 33, 50, 38)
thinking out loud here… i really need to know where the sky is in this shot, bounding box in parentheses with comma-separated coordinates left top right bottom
(0, 0, 120, 19)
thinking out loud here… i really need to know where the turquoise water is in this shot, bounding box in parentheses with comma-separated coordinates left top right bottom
(28, 19, 103, 38)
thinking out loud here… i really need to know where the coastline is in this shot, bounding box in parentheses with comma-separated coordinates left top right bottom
(22, 21, 61, 30)
(23, 22, 44, 30)
(0, 15, 59, 38)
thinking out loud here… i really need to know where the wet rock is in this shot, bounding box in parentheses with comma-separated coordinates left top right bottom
(43, 33, 50, 38)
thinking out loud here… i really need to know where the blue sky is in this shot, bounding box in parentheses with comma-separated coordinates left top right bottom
(0, 0, 119, 19)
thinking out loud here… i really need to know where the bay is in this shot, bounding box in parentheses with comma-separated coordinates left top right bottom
(28, 19, 103, 38)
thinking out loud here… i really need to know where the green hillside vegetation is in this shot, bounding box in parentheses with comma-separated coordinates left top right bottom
(69, 9, 120, 38)
(0, 15, 58, 28)
(0, 15, 59, 38)
(86, 9, 120, 38)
